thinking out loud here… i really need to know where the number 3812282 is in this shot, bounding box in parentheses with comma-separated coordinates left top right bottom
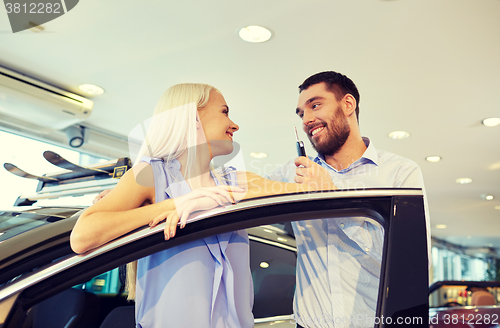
(5, 3, 62, 14)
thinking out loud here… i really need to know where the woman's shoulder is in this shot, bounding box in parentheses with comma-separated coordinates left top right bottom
(122, 162, 155, 189)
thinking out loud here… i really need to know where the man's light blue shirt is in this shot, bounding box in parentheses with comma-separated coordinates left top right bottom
(267, 137, 430, 328)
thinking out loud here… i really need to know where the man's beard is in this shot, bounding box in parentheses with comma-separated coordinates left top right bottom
(308, 108, 350, 157)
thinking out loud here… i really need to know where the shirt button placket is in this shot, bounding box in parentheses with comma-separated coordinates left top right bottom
(328, 220, 343, 327)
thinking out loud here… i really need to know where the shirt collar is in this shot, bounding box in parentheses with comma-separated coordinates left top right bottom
(314, 137, 379, 171)
(361, 137, 379, 166)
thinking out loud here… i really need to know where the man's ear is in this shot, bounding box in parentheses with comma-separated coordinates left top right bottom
(342, 94, 357, 118)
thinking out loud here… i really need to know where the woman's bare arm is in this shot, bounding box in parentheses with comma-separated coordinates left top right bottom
(70, 163, 170, 254)
(71, 163, 242, 254)
(236, 171, 336, 200)
(72, 167, 331, 254)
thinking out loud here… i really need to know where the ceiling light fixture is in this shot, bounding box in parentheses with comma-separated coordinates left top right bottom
(388, 131, 410, 139)
(495, 206, 500, 210)
(259, 262, 270, 269)
(425, 156, 442, 162)
(455, 178, 473, 184)
(436, 224, 447, 229)
(238, 26, 272, 43)
(482, 117, 500, 127)
(79, 84, 104, 96)
(250, 152, 268, 159)
(485, 195, 494, 201)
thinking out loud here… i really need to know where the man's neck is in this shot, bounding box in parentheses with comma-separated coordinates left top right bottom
(322, 136, 367, 171)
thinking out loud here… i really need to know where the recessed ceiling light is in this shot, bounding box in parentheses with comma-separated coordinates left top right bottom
(388, 131, 410, 139)
(482, 117, 500, 127)
(277, 237, 287, 242)
(495, 206, 500, 210)
(238, 26, 272, 43)
(263, 229, 273, 233)
(485, 195, 494, 201)
(426, 156, 442, 162)
(436, 224, 447, 229)
(259, 262, 270, 269)
(455, 178, 473, 184)
(250, 152, 268, 159)
(79, 84, 104, 96)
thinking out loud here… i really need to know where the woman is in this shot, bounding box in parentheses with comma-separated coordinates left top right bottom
(70, 83, 317, 328)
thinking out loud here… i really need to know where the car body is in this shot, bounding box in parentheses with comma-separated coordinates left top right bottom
(0, 187, 429, 328)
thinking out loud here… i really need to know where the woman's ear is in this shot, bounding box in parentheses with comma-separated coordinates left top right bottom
(196, 112, 202, 129)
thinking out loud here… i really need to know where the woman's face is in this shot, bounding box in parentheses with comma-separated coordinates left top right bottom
(198, 90, 239, 157)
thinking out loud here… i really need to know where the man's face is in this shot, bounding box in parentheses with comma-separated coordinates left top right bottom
(296, 82, 350, 156)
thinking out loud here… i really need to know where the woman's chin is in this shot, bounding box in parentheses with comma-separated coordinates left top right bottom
(210, 140, 234, 157)
(212, 147, 234, 158)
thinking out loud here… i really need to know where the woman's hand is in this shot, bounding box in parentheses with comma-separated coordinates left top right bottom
(149, 186, 245, 240)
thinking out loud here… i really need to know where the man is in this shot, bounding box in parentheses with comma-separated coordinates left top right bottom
(267, 71, 430, 328)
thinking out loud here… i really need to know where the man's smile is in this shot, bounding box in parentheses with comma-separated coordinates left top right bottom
(309, 125, 325, 139)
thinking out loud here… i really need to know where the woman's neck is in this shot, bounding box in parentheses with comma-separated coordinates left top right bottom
(176, 143, 215, 189)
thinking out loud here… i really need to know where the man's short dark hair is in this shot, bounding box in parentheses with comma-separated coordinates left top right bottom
(299, 71, 360, 123)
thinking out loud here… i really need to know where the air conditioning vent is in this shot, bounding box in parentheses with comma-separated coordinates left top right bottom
(0, 66, 93, 132)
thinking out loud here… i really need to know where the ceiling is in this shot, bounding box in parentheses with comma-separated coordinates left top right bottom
(0, 0, 499, 250)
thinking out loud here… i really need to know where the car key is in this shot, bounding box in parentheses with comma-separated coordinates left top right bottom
(295, 126, 306, 157)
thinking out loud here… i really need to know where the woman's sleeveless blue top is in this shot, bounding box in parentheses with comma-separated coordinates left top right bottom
(135, 157, 254, 328)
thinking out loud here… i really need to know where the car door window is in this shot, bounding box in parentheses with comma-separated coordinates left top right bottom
(289, 217, 384, 327)
(250, 238, 297, 319)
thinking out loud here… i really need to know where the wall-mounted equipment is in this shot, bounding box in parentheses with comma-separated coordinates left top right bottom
(65, 125, 85, 148)
(0, 66, 93, 134)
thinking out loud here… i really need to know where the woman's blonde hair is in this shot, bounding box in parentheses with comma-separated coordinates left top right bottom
(126, 83, 216, 300)
(132, 83, 216, 177)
